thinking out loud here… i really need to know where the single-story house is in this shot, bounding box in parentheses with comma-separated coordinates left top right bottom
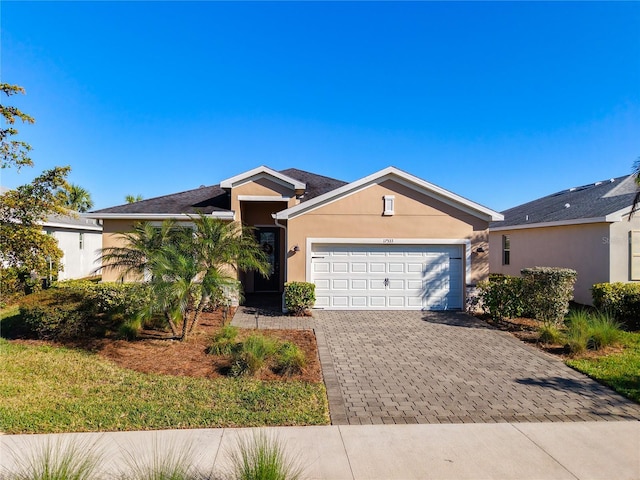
(489, 174, 640, 305)
(43, 214, 103, 280)
(90, 166, 503, 310)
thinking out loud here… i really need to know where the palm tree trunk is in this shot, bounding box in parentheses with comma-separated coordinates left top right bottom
(188, 295, 210, 335)
(164, 311, 179, 338)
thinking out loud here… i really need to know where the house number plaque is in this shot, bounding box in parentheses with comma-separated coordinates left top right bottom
(382, 238, 394, 244)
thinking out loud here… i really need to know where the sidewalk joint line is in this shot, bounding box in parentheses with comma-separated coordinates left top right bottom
(337, 425, 356, 480)
(509, 423, 580, 480)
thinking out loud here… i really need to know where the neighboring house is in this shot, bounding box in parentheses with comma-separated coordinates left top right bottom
(489, 174, 640, 305)
(90, 166, 502, 310)
(43, 214, 102, 280)
(0, 186, 102, 280)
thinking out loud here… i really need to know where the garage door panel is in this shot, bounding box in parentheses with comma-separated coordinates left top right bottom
(388, 263, 404, 273)
(332, 296, 349, 307)
(351, 296, 367, 307)
(351, 262, 367, 273)
(332, 262, 348, 273)
(311, 243, 464, 310)
(370, 296, 386, 307)
(332, 279, 349, 290)
(370, 263, 386, 273)
(351, 279, 367, 290)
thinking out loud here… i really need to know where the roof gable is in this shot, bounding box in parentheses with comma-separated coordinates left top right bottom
(220, 166, 306, 191)
(492, 174, 636, 229)
(274, 166, 503, 221)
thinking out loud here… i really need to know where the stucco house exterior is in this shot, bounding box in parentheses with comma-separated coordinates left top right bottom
(90, 166, 502, 310)
(43, 214, 102, 280)
(489, 174, 640, 305)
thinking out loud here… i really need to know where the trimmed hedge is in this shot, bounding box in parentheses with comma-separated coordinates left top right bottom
(19, 281, 152, 340)
(477, 274, 526, 320)
(19, 289, 93, 340)
(52, 280, 151, 319)
(522, 267, 577, 326)
(284, 281, 315, 316)
(592, 282, 640, 331)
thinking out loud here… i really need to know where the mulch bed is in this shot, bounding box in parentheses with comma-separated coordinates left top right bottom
(13, 309, 322, 383)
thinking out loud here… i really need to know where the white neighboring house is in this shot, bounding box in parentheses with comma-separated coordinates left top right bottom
(42, 214, 102, 280)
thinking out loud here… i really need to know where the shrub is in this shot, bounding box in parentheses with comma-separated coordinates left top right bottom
(521, 267, 577, 326)
(564, 310, 623, 355)
(4, 438, 104, 480)
(592, 282, 640, 331)
(231, 334, 280, 376)
(19, 290, 93, 340)
(538, 324, 564, 345)
(587, 313, 622, 350)
(477, 275, 525, 320)
(226, 430, 304, 480)
(274, 341, 307, 376)
(284, 282, 315, 316)
(207, 325, 240, 355)
(53, 280, 151, 320)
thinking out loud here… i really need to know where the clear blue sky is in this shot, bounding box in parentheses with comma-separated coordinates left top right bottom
(2, 1, 639, 212)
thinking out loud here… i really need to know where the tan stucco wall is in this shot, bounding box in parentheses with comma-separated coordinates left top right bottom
(287, 180, 490, 285)
(101, 219, 138, 282)
(231, 178, 297, 222)
(609, 214, 640, 283)
(488, 223, 611, 305)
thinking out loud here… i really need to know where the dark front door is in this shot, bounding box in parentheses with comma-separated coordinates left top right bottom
(254, 227, 280, 292)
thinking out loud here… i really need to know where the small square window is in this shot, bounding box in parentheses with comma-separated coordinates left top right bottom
(79, 232, 84, 250)
(502, 235, 510, 265)
(383, 195, 395, 216)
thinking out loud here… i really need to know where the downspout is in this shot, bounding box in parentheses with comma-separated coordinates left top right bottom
(273, 215, 288, 312)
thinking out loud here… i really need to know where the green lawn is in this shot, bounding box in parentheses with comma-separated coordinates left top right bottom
(0, 339, 329, 434)
(566, 331, 640, 403)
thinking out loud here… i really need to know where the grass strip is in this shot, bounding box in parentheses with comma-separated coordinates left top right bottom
(566, 331, 640, 403)
(0, 339, 329, 434)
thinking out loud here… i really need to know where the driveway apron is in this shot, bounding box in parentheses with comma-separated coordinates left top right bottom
(315, 311, 640, 425)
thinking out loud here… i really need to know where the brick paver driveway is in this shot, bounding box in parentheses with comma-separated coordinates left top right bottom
(315, 310, 640, 425)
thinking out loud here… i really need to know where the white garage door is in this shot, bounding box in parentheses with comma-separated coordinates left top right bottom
(311, 244, 464, 310)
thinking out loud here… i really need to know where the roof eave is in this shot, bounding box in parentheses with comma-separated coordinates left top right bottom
(86, 212, 236, 221)
(491, 216, 614, 232)
(275, 166, 503, 221)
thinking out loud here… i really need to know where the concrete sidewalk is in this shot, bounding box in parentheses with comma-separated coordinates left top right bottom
(2, 422, 638, 479)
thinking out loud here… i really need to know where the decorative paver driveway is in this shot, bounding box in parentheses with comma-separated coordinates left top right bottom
(315, 311, 640, 425)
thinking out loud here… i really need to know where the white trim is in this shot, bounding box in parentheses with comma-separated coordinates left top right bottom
(220, 165, 305, 190)
(87, 212, 236, 221)
(491, 216, 613, 232)
(383, 195, 395, 216)
(305, 237, 472, 286)
(237, 195, 291, 202)
(275, 166, 503, 221)
(42, 221, 102, 232)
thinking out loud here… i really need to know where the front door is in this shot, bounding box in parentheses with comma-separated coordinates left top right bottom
(254, 227, 280, 292)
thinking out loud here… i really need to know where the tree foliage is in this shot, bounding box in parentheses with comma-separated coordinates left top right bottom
(125, 194, 143, 204)
(631, 157, 640, 219)
(56, 183, 94, 212)
(100, 215, 270, 340)
(0, 83, 70, 285)
(0, 84, 34, 170)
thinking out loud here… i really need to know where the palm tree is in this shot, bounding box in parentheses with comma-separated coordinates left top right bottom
(57, 183, 94, 212)
(100, 215, 270, 340)
(631, 157, 640, 219)
(125, 194, 143, 204)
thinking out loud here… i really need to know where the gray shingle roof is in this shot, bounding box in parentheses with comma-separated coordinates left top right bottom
(492, 174, 637, 228)
(91, 168, 347, 215)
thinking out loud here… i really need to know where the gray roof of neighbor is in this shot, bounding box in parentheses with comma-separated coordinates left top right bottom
(492, 174, 637, 228)
(91, 168, 347, 215)
(44, 214, 102, 230)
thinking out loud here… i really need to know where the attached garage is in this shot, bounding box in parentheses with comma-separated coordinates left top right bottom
(310, 242, 466, 310)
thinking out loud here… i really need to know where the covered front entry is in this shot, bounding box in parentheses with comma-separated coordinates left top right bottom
(254, 227, 281, 292)
(310, 243, 464, 310)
